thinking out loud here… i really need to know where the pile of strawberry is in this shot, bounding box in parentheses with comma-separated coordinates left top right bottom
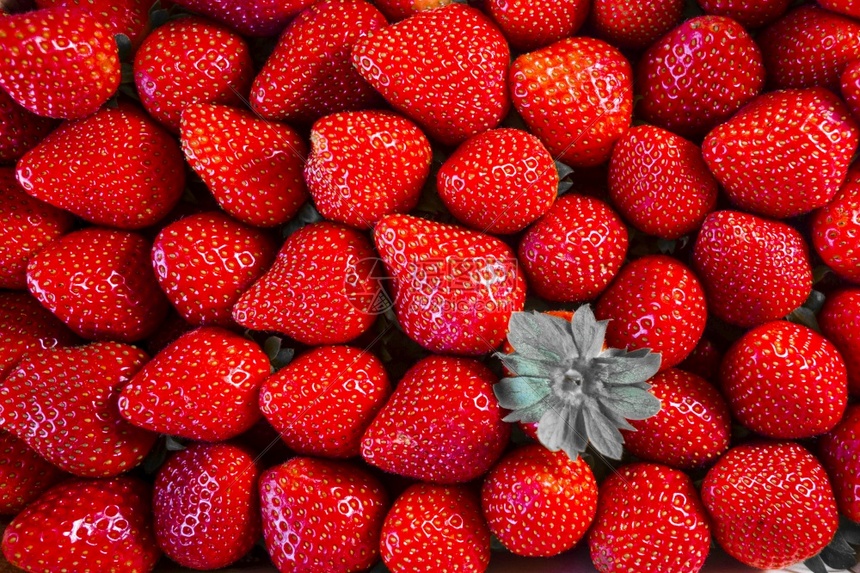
(1, 0, 860, 571)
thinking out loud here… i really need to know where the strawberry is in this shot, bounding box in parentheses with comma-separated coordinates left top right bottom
(702, 88, 858, 219)
(588, 463, 712, 573)
(692, 210, 813, 328)
(26, 227, 170, 342)
(260, 345, 390, 458)
(818, 404, 860, 522)
(619, 369, 731, 469)
(696, 0, 791, 28)
(372, 0, 450, 22)
(518, 194, 628, 303)
(35, 0, 150, 49)
(259, 457, 388, 573)
(17, 102, 186, 229)
(0, 431, 66, 515)
(169, 0, 314, 36)
(590, 0, 685, 50)
(0, 89, 56, 163)
(151, 212, 277, 326)
(637, 15, 765, 138)
(352, 4, 510, 146)
(0, 168, 74, 290)
(481, 444, 597, 557)
(380, 484, 490, 573)
(758, 5, 860, 91)
(0, 6, 119, 119)
(133, 16, 254, 133)
(181, 103, 308, 228)
(119, 326, 270, 441)
(509, 37, 632, 167)
(0, 342, 156, 477)
(153, 442, 261, 570)
(720, 320, 848, 439)
(677, 336, 723, 382)
(233, 222, 380, 345)
(362, 355, 509, 483)
(820, 288, 860, 396)
(595, 255, 707, 371)
(436, 127, 557, 235)
(2, 477, 160, 572)
(841, 59, 860, 124)
(701, 442, 838, 569)
(820, 0, 860, 20)
(374, 214, 526, 355)
(304, 110, 432, 229)
(608, 125, 718, 239)
(486, 0, 588, 52)
(811, 165, 860, 283)
(250, 0, 387, 125)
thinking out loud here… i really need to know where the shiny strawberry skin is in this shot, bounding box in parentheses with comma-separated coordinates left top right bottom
(820, 288, 860, 396)
(510, 37, 632, 167)
(260, 345, 391, 458)
(305, 110, 431, 229)
(840, 59, 860, 124)
(0, 431, 66, 515)
(352, 4, 510, 146)
(812, 165, 860, 283)
(701, 442, 838, 569)
(169, 0, 314, 36)
(0, 89, 56, 163)
(589, 463, 711, 573)
(486, 0, 588, 52)
(35, 0, 150, 49)
(372, 0, 450, 21)
(696, 0, 791, 28)
(481, 444, 597, 557)
(818, 404, 860, 522)
(820, 0, 860, 19)
(590, 0, 685, 50)
(637, 15, 765, 138)
(259, 457, 389, 573)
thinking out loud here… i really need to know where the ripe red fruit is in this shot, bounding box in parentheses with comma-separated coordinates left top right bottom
(362, 355, 509, 483)
(436, 128, 556, 235)
(486, 0, 588, 52)
(305, 110, 432, 229)
(677, 336, 723, 382)
(519, 194, 628, 303)
(352, 4, 510, 145)
(169, 0, 314, 36)
(820, 0, 860, 19)
(701, 442, 838, 569)
(812, 166, 860, 283)
(35, 0, 151, 49)
(260, 345, 391, 458)
(818, 404, 860, 522)
(692, 210, 813, 328)
(153, 442, 261, 570)
(820, 288, 860, 396)
(590, 0, 685, 50)
(371, 0, 449, 21)
(589, 463, 712, 573)
(637, 15, 765, 138)
(510, 37, 632, 167)
(0, 90, 56, 163)
(482, 444, 597, 557)
(0, 432, 66, 515)
(840, 60, 860, 124)
(696, 0, 791, 28)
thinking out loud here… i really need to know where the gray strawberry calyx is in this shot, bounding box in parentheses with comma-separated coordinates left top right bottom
(494, 305, 662, 461)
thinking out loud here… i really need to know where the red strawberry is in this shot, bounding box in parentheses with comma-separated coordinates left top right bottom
(151, 212, 277, 326)
(620, 369, 731, 469)
(17, 102, 186, 229)
(0, 6, 119, 119)
(486, 0, 588, 52)
(35, 0, 150, 49)
(119, 327, 270, 441)
(0, 89, 56, 163)
(818, 404, 860, 522)
(0, 431, 66, 515)
(637, 15, 765, 138)
(677, 336, 723, 382)
(701, 442, 838, 569)
(812, 165, 860, 283)
(703, 88, 858, 219)
(380, 484, 490, 573)
(590, 0, 685, 50)
(696, 0, 791, 28)
(304, 110, 432, 229)
(181, 103, 308, 228)
(134, 16, 253, 133)
(509, 37, 632, 167)
(0, 342, 156, 477)
(362, 355, 509, 483)
(841, 59, 860, 124)
(692, 210, 813, 328)
(374, 214, 526, 355)
(250, 0, 386, 124)
(820, 288, 860, 396)
(589, 463, 712, 573)
(820, 0, 860, 20)
(2, 477, 160, 572)
(436, 128, 557, 235)
(352, 4, 510, 145)
(169, 0, 313, 36)
(26, 227, 170, 342)
(0, 168, 74, 289)
(372, 0, 450, 22)
(259, 457, 388, 573)
(153, 442, 261, 570)
(720, 320, 847, 438)
(260, 345, 391, 458)
(481, 444, 597, 557)
(518, 194, 628, 303)
(758, 5, 860, 91)
(609, 125, 718, 239)
(233, 222, 380, 345)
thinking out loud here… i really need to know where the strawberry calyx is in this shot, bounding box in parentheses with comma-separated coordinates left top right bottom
(262, 336, 295, 372)
(494, 305, 662, 461)
(804, 518, 860, 573)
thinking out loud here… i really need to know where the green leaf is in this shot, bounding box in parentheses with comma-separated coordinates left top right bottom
(503, 397, 553, 424)
(165, 435, 186, 451)
(786, 306, 821, 333)
(493, 376, 551, 411)
(505, 311, 574, 362)
(804, 555, 828, 573)
(581, 404, 624, 460)
(554, 160, 574, 181)
(569, 305, 609, 360)
(603, 385, 662, 420)
(115, 34, 132, 63)
(537, 404, 589, 460)
(496, 350, 557, 378)
(593, 348, 661, 386)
